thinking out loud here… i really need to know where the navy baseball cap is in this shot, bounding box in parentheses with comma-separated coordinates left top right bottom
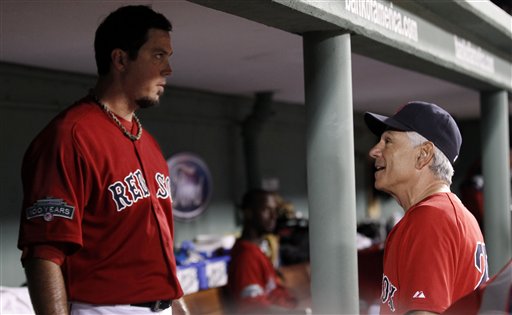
(364, 101, 462, 164)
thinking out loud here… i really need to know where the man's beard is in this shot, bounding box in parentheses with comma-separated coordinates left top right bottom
(136, 96, 160, 109)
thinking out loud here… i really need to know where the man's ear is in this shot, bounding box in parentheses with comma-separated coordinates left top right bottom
(111, 49, 128, 72)
(416, 142, 434, 169)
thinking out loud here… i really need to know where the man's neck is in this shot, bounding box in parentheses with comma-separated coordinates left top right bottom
(93, 78, 136, 121)
(241, 229, 264, 245)
(400, 182, 451, 211)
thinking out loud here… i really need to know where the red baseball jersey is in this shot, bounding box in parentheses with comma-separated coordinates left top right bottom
(18, 98, 183, 304)
(380, 192, 488, 314)
(228, 239, 297, 313)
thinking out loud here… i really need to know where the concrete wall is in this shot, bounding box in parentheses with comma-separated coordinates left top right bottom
(0, 62, 478, 286)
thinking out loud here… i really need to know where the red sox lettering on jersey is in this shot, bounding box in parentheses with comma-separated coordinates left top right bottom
(108, 168, 171, 211)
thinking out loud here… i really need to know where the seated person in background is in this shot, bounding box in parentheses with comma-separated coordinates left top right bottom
(227, 189, 309, 314)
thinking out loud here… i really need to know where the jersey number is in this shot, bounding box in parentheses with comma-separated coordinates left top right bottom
(381, 275, 397, 312)
(474, 242, 489, 288)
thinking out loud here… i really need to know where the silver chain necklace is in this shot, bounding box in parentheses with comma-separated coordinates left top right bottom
(90, 94, 142, 141)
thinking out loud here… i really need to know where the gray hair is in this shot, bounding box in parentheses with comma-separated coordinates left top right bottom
(406, 131, 454, 185)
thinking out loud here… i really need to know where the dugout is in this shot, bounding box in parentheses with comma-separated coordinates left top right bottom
(186, 1, 511, 313)
(0, 1, 510, 314)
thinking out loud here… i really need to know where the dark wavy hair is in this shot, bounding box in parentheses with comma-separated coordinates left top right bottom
(94, 5, 172, 76)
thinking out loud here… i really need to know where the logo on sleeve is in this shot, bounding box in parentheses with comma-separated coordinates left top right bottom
(26, 197, 75, 221)
(413, 291, 426, 299)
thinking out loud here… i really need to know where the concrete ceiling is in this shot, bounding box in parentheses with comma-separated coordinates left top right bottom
(1, 0, 509, 119)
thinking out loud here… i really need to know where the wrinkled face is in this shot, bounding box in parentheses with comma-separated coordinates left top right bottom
(369, 130, 419, 196)
(254, 194, 278, 234)
(122, 28, 173, 108)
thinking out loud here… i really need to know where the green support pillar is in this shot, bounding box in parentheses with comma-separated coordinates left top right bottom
(303, 31, 359, 314)
(481, 90, 511, 276)
(241, 92, 274, 189)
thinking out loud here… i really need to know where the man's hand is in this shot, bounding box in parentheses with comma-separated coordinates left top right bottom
(172, 297, 190, 315)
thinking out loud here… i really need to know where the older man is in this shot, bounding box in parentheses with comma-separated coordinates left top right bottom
(364, 101, 488, 315)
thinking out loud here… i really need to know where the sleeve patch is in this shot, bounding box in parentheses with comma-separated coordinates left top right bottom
(26, 197, 75, 221)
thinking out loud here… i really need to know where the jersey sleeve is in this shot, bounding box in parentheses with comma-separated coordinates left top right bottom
(18, 121, 88, 254)
(21, 244, 67, 266)
(229, 244, 297, 313)
(397, 206, 457, 313)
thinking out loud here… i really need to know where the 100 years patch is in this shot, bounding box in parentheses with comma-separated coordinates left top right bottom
(26, 197, 75, 222)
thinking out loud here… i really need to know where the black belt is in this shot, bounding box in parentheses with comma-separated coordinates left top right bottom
(131, 300, 172, 312)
